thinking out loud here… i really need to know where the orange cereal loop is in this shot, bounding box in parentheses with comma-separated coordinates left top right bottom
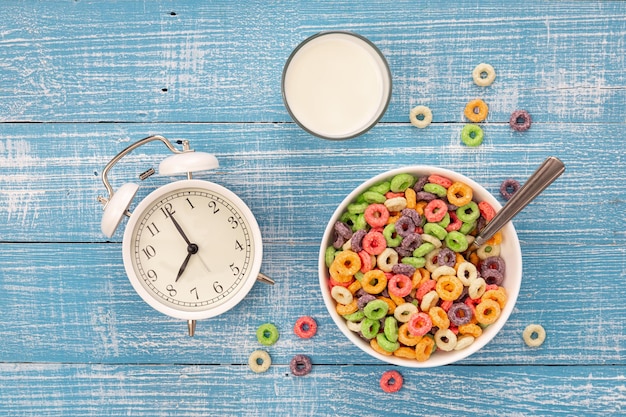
(347, 279, 362, 294)
(469, 252, 480, 267)
(387, 214, 401, 224)
(464, 99, 489, 123)
(482, 288, 508, 309)
(475, 299, 501, 325)
(370, 338, 393, 356)
(454, 253, 465, 270)
(458, 323, 482, 338)
(435, 275, 464, 301)
(486, 231, 503, 246)
(446, 181, 473, 207)
(414, 336, 435, 362)
(393, 346, 416, 359)
(332, 250, 362, 277)
(412, 268, 430, 289)
(398, 323, 421, 346)
(428, 306, 450, 330)
(414, 201, 427, 215)
(389, 293, 405, 307)
(336, 299, 358, 316)
(329, 262, 353, 283)
(405, 187, 417, 209)
(362, 270, 388, 294)
(377, 296, 396, 315)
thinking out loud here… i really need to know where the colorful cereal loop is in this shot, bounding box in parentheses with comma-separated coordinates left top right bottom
(429, 306, 450, 330)
(407, 312, 433, 337)
(398, 323, 421, 346)
(456, 261, 478, 285)
(475, 299, 501, 325)
(370, 338, 393, 356)
(460, 124, 484, 147)
(362, 231, 387, 255)
(523, 324, 546, 347)
(409, 105, 433, 128)
(394, 303, 419, 323)
(248, 350, 272, 373)
(464, 99, 489, 123)
(434, 328, 458, 351)
(330, 285, 353, 305)
(482, 288, 508, 309)
(256, 323, 280, 346)
(364, 203, 390, 228)
(415, 336, 436, 362)
(393, 346, 416, 359)
(509, 109, 532, 131)
(290, 354, 312, 377)
(447, 182, 473, 207)
(420, 290, 440, 312)
(362, 270, 388, 294)
(435, 275, 464, 301)
(336, 299, 358, 316)
(388, 274, 413, 297)
(331, 250, 361, 277)
(459, 323, 483, 338)
(390, 173, 416, 192)
(380, 370, 403, 393)
(376, 333, 400, 353)
(454, 334, 476, 351)
(424, 199, 448, 223)
(472, 63, 496, 87)
(428, 174, 453, 188)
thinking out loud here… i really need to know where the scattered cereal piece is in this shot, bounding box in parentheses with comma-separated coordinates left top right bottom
(409, 105, 433, 128)
(380, 370, 403, 393)
(464, 99, 489, 123)
(472, 63, 496, 87)
(248, 350, 272, 373)
(509, 109, 532, 131)
(523, 324, 546, 347)
(294, 316, 318, 339)
(460, 124, 484, 147)
(500, 178, 521, 200)
(290, 354, 312, 376)
(256, 322, 280, 346)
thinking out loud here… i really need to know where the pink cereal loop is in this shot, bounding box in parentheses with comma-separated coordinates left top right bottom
(385, 191, 404, 199)
(440, 300, 453, 312)
(294, 316, 317, 339)
(478, 201, 496, 222)
(388, 274, 413, 297)
(362, 231, 387, 256)
(380, 370, 403, 393)
(424, 199, 448, 223)
(446, 211, 462, 232)
(328, 276, 353, 289)
(358, 250, 373, 273)
(408, 312, 433, 337)
(415, 279, 437, 301)
(428, 174, 453, 188)
(364, 204, 390, 228)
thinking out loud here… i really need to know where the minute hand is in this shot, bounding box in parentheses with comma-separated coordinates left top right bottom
(168, 211, 192, 246)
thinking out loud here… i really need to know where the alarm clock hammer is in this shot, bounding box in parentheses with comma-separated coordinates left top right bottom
(98, 135, 274, 336)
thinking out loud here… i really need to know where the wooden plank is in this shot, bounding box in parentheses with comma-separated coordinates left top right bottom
(0, 363, 623, 416)
(0, 122, 623, 243)
(0, 1, 624, 123)
(0, 242, 623, 365)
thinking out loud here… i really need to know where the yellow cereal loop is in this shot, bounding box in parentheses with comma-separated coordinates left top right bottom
(415, 336, 435, 362)
(482, 288, 508, 309)
(393, 346, 416, 359)
(362, 270, 387, 294)
(412, 268, 431, 289)
(405, 187, 417, 209)
(398, 323, 421, 346)
(415, 200, 427, 215)
(389, 293, 405, 307)
(329, 262, 352, 283)
(446, 181, 473, 207)
(377, 296, 396, 315)
(336, 299, 358, 316)
(370, 338, 393, 356)
(458, 323, 482, 338)
(435, 275, 464, 301)
(387, 214, 401, 224)
(347, 280, 362, 294)
(475, 299, 501, 325)
(428, 306, 450, 329)
(332, 250, 362, 277)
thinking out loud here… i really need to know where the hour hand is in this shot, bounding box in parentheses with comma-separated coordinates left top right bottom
(175, 243, 198, 282)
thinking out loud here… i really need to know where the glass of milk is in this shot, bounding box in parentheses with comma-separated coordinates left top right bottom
(282, 31, 392, 140)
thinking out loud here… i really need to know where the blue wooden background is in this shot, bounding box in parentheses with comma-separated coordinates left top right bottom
(1, 1, 625, 416)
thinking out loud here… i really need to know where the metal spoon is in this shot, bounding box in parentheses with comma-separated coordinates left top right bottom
(470, 156, 565, 249)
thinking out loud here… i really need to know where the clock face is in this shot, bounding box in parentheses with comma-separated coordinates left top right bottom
(122, 179, 263, 320)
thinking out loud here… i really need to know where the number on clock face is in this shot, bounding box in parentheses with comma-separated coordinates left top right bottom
(129, 188, 255, 312)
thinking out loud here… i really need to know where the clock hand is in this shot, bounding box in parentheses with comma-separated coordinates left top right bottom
(168, 211, 193, 246)
(175, 243, 198, 282)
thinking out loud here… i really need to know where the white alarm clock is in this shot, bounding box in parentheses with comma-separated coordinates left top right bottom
(98, 135, 273, 336)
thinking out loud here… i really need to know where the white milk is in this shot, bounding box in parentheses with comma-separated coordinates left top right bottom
(282, 32, 391, 139)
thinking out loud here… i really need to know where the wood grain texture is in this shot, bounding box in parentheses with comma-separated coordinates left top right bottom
(0, 0, 625, 415)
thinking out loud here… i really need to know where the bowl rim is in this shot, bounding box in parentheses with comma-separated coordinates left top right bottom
(318, 165, 522, 367)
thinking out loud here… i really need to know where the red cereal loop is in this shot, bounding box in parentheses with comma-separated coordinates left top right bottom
(428, 174, 453, 188)
(385, 191, 404, 199)
(478, 201, 496, 222)
(415, 279, 437, 301)
(388, 274, 413, 297)
(380, 370, 403, 393)
(364, 204, 390, 228)
(294, 316, 317, 339)
(424, 199, 448, 223)
(358, 250, 373, 273)
(362, 231, 387, 255)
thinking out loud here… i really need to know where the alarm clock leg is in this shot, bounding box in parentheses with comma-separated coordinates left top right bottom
(257, 272, 275, 285)
(188, 319, 196, 337)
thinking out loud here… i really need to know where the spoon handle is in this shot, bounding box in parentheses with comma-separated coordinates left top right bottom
(473, 156, 565, 247)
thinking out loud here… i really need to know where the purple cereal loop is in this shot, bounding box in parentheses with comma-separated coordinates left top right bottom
(333, 234, 346, 249)
(334, 221, 353, 239)
(395, 248, 413, 258)
(415, 191, 437, 202)
(437, 248, 456, 267)
(395, 216, 415, 237)
(351, 229, 367, 252)
(290, 354, 312, 376)
(482, 269, 504, 286)
(481, 256, 506, 276)
(448, 303, 473, 326)
(357, 294, 376, 310)
(447, 203, 458, 211)
(400, 233, 422, 252)
(413, 176, 429, 192)
(509, 110, 532, 131)
(401, 208, 421, 226)
(392, 263, 416, 277)
(500, 178, 521, 201)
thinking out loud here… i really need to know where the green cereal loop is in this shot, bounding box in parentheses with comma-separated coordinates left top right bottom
(423, 183, 447, 197)
(390, 174, 416, 192)
(424, 222, 447, 240)
(347, 201, 369, 214)
(354, 214, 367, 231)
(363, 191, 387, 204)
(369, 181, 391, 195)
(437, 212, 451, 228)
(363, 299, 389, 320)
(354, 271, 364, 282)
(340, 212, 358, 229)
(445, 231, 469, 252)
(343, 310, 365, 322)
(413, 242, 435, 258)
(383, 223, 403, 247)
(461, 124, 484, 147)
(361, 318, 381, 339)
(456, 201, 480, 223)
(325, 246, 337, 268)
(377, 332, 400, 353)
(401, 256, 426, 268)
(256, 323, 279, 346)
(459, 221, 476, 235)
(384, 316, 399, 343)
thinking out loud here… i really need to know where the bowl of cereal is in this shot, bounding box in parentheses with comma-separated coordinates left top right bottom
(318, 166, 522, 367)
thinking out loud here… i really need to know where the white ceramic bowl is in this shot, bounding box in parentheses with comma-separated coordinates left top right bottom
(318, 166, 522, 367)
